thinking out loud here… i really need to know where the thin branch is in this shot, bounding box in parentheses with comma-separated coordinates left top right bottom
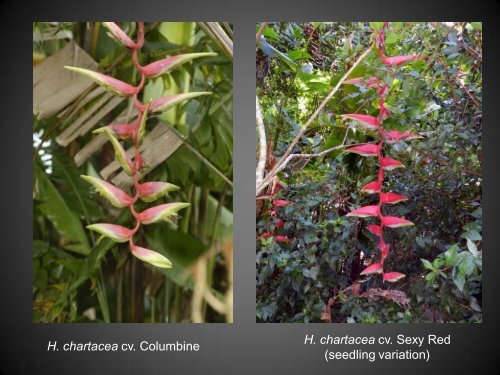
(256, 96, 267, 190)
(256, 44, 373, 196)
(256, 22, 268, 46)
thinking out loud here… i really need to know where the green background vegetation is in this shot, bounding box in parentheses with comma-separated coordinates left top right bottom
(256, 22, 482, 323)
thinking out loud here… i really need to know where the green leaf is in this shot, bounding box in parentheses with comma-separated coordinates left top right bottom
(34, 164, 90, 254)
(287, 50, 312, 61)
(51, 152, 103, 222)
(466, 238, 479, 257)
(454, 273, 465, 292)
(421, 259, 434, 271)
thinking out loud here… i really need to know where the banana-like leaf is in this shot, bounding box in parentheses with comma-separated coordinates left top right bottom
(34, 164, 90, 254)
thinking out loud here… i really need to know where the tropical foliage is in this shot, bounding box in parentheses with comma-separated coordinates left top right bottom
(33, 22, 233, 323)
(256, 22, 482, 323)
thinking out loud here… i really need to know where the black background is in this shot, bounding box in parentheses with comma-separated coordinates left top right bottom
(1, 0, 499, 374)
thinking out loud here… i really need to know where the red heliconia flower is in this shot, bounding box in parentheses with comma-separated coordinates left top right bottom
(274, 199, 289, 207)
(360, 262, 383, 275)
(64, 66, 139, 97)
(102, 22, 137, 49)
(150, 92, 212, 113)
(275, 235, 291, 243)
(341, 114, 379, 130)
(275, 221, 284, 227)
(347, 144, 380, 157)
(382, 55, 426, 66)
(366, 224, 382, 236)
(141, 53, 217, 78)
(361, 181, 381, 194)
(346, 205, 379, 218)
(379, 192, 408, 204)
(380, 157, 405, 170)
(381, 216, 414, 228)
(383, 272, 406, 283)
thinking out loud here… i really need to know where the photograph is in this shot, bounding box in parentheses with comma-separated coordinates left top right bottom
(256, 22, 482, 323)
(33, 22, 233, 323)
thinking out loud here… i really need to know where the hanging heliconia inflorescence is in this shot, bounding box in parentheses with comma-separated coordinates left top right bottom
(65, 22, 216, 268)
(343, 22, 425, 282)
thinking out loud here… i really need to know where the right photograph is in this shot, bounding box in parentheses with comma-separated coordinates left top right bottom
(256, 22, 482, 323)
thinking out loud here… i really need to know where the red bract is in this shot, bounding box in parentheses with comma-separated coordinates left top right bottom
(380, 157, 405, 170)
(274, 199, 289, 207)
(347, 144, 380, 157)
(343, 76, 381, 89)
(379, 192, 408, 204)
(381, 216, 414, 228)
(382, 55, 426, 66)
(257, 232, 273, 240)
(346, 205, 379, 218)
(383, 130, 422, 143)
(341, 114, 379, 130)
(383, 272, 406, 283)
(361, 181, 381, 194)
(360, 262, 383, 275)
(275, 235, 291, 243)
(366, 224, 382, 236)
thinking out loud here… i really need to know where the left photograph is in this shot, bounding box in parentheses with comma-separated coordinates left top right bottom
(33, 22, 233, 323)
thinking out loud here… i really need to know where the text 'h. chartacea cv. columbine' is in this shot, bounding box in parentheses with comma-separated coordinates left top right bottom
(66, 22, 216, 268)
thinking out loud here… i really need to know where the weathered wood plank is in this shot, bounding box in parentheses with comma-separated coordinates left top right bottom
(33, 41, 97, 119)
(56, 92, 113, 146)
